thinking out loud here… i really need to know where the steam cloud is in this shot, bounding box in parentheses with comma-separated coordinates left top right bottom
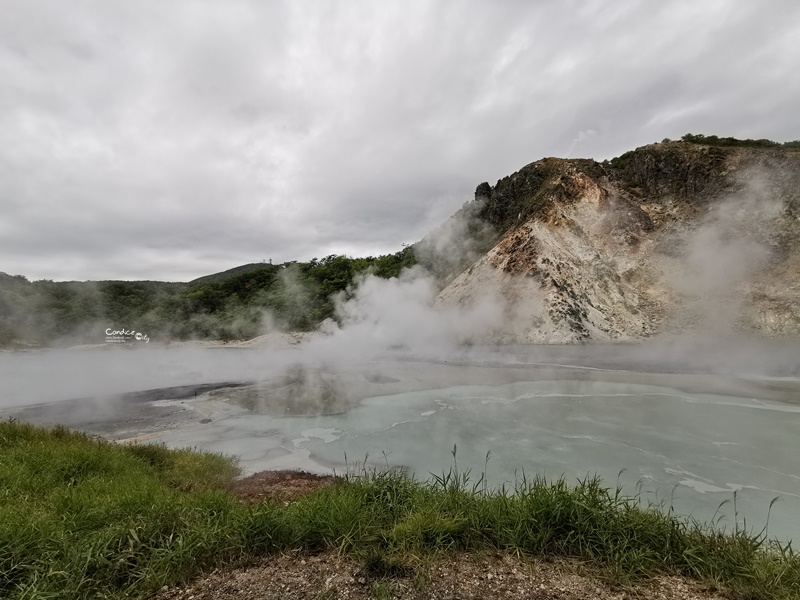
(315, 266, 505, 360)
(657, 172, 786, 335)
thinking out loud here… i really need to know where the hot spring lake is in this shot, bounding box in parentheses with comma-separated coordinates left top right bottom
(2, 341, 799, 542)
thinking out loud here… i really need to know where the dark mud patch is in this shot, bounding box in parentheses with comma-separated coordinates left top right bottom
(227, 470, 336, 504)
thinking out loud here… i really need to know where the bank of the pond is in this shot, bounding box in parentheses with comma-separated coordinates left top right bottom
(1, 420, 798, 600)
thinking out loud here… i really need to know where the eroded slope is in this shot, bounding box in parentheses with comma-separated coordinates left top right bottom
(436, 142, 800, 343)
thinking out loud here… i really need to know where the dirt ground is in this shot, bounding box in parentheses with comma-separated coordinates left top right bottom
(227, 470, 337, 504)
(153, 551, 728, 600)
(153, 471, 730, 600)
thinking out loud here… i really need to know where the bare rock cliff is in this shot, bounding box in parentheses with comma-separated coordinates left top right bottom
(433, 141, 800, 343)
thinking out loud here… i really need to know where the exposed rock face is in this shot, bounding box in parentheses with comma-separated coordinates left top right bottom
(434, 141, 800, 343)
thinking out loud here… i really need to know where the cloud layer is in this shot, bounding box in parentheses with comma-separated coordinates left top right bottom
(2, 0, 799, 281)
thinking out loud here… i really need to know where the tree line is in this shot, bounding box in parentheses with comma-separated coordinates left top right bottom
(0, 248, 417, 347)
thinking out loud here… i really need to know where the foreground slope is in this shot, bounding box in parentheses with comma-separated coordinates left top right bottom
(435, 141, 800, 343)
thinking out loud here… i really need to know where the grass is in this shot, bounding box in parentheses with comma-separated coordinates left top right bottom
(1, 421, 799, 599)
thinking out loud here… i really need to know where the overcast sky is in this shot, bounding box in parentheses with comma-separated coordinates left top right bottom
(1, 0, 799, 282)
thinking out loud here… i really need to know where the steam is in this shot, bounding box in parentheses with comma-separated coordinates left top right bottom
(315, 266, 505, 360)
(414, 198, 496, 284)
(658, 172, 785, 334)
(308, 199, 508, 360)
(566, 128, 597, 158)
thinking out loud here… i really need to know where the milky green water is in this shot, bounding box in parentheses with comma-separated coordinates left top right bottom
(188, 378, 800, 543)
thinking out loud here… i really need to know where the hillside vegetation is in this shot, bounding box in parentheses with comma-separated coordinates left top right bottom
(678, 133, 800, 150)
(0, 249, 415, 347)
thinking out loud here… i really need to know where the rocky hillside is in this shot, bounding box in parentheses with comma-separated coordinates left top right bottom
(434, 140, 800, 343)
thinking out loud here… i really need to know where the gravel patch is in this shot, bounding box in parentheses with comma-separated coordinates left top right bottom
(154, 551, 728, 600)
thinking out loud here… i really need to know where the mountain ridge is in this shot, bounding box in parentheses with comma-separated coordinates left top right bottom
(434, 139, 800, 342)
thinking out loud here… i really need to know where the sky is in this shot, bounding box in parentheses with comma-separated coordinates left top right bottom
(1, 0, 799, 282)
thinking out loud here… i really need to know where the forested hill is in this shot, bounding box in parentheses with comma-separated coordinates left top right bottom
(0, 249, 415, 348)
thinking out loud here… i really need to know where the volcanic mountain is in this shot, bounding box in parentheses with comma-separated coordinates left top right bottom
(428, 139, 800, 343)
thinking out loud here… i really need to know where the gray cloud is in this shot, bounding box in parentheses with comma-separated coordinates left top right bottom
(1, 0, 799, 281)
